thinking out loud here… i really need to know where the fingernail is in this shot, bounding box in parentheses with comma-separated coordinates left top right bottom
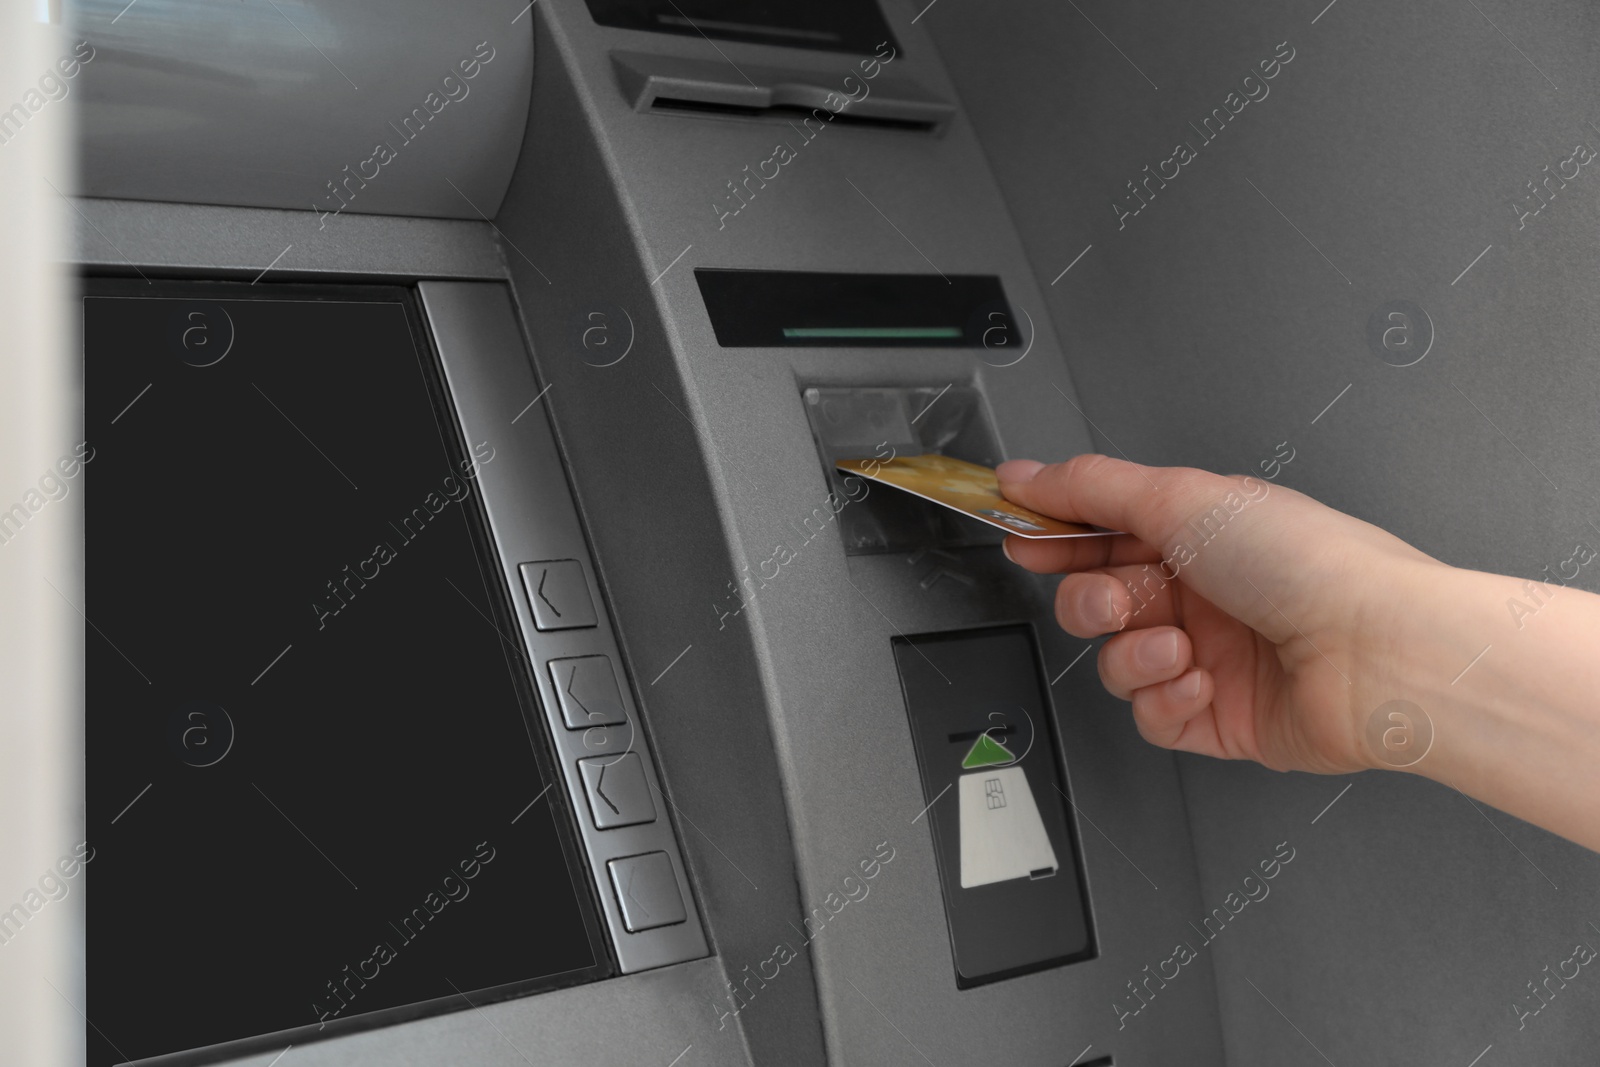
(1137, 631, 1180, 671)
(1001, 538, 1017, 564)
(996, 459, 1045, 484)
(1172, 670, 1203, 701)
(1075, 583, 1119, 632)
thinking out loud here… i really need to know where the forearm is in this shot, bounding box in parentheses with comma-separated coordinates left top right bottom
(1396, 565, 1600, 851)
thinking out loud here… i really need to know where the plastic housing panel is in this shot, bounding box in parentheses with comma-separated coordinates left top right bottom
(203, 955, 741, 1067)
(68, 199, 506, 282)
(490, 2, 1229, 1063)
(418, 281, 708, 975)
(68, 0, 532, 220)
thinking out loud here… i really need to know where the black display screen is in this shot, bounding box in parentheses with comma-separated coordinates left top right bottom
(585, 0, 898, 55)
(84, 282, 606, 1065)
(695, 269, 1015, 348)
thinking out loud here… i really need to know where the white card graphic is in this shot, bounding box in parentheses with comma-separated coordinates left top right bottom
(958, 765, 1058, 889)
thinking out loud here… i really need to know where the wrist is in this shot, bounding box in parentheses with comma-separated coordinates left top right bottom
(1396, 566, 1535, 783)
(1374, 564, 1600, 850)
(1343, 557, 1466, 774)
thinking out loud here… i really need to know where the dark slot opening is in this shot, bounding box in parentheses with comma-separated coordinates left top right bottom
(699, 270, 1013, 349)
(649, 95, 939, 132)
(585, 0, 898, 56)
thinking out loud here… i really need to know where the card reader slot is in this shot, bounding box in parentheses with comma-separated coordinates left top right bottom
(803, 384, 1004, 555)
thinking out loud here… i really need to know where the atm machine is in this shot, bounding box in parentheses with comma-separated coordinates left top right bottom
(37, 0, 1600, 1063)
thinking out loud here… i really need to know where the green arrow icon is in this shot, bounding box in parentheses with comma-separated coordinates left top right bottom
(961, 732, 1015, 769)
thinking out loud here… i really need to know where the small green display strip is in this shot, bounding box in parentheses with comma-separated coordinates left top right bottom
(781, 326, 964, 340)
(962, 732, 1015, 769)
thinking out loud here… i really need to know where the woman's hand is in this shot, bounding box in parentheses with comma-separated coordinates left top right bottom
(997, 454, 1445, 775)
(998, 453, 1600, 852)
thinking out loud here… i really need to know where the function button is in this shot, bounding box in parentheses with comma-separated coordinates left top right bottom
(549, 655, 627, 729)
(519, 559, 598, 631)
(578, 753, 656, 829)
(607, 851, 687, 932)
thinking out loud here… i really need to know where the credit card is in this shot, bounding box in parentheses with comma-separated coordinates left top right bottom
(834, 453, 1114, 539)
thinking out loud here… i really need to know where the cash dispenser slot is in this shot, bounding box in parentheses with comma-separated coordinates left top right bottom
(893, 626, 1095, 986)
(587, 0, 900, 55)
(613, 54, 953, 131)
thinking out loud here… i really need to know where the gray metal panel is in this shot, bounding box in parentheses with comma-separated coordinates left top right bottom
(926, 0, 1600, 1061)
(207, 956, 746, 1067)
(70, 198, 506, 281)
(492, 13, 840, 1067)
(419, 280, 708, 975)
(70, 0, 531, 220)
(493, 2, 1227, 1063)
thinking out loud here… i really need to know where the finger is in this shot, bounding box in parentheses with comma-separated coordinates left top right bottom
(1097, 626, 1192, 700)
(1003, 531, 1160, 574)
(1054, 567, 1181, 638)
(998, 454, 1258, 560)
(1129, 669, 1223, 755)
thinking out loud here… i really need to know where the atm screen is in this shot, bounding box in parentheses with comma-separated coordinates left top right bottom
(84, 282, 607, 1065)
(584, 0, 899, 54)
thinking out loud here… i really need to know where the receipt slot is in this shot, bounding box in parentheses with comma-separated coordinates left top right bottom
(894, 626, 1095, 986)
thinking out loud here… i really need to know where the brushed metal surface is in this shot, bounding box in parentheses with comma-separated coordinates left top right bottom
(69, 0, 532, 221)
